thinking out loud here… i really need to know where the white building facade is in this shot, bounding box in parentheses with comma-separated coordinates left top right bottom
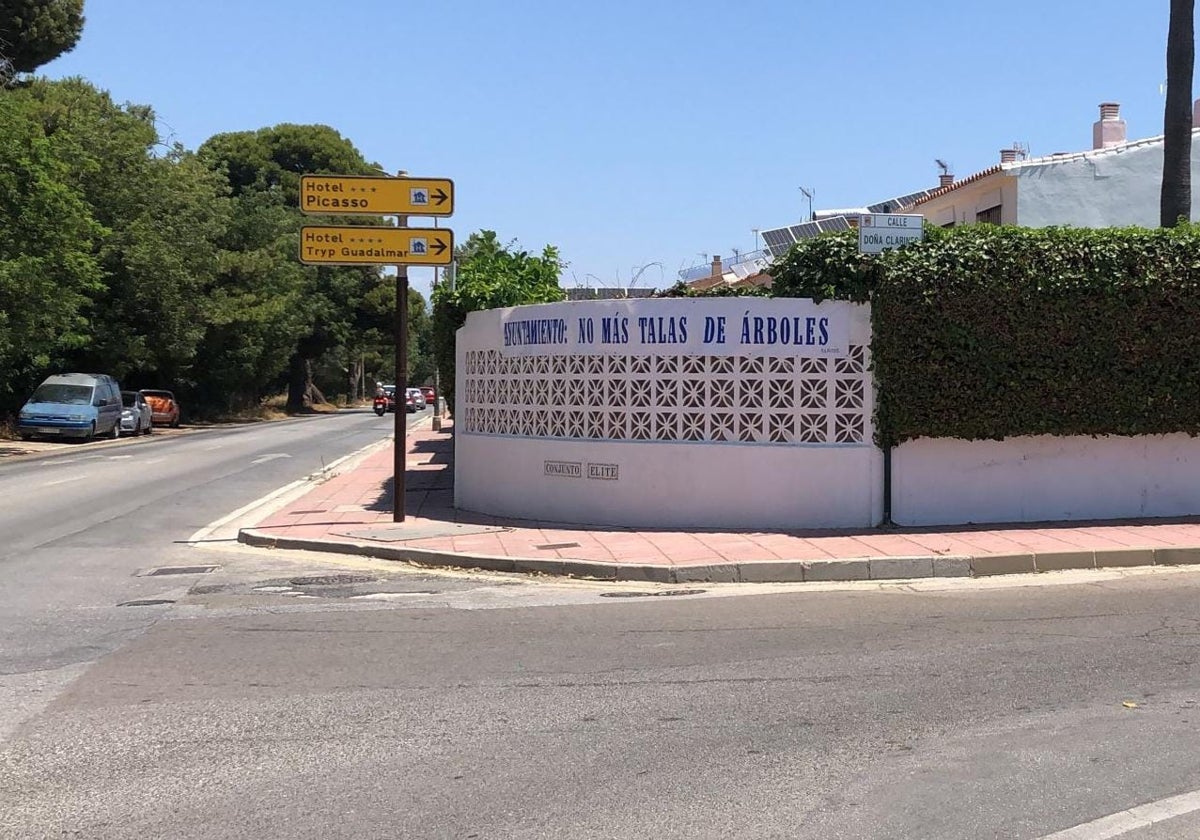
(904, 103, 1200, 228)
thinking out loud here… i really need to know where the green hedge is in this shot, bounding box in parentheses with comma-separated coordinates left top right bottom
(767, 225, 1200, 446)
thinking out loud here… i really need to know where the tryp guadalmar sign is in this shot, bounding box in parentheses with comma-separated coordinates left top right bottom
(498, 299, 851, 357)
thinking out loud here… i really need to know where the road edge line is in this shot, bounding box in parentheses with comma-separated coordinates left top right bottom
(187, 434, 396, 544)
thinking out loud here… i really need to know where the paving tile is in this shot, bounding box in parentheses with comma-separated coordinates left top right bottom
(891, 533, 981, 556)
(801, 537, 880, 558)
(946, 531, 1034, 554)
(1106, 526, 1180, 547)
(852, 536, 938, 558)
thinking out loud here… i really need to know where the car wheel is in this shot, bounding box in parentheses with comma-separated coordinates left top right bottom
(144, 421, 153, 435)
(87, 422, 96, 441)
(170, 417, 180, 428)
(110, 421, 120, 440)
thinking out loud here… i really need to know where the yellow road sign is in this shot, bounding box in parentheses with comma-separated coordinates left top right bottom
(299, 175, 454, 216)
(299, 226, 454, 266)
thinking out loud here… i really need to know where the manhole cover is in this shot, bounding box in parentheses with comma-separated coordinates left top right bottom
(600, 589, 706, 599)
(142, 565, 219, 576)
(289, 574, 375, 586)
(118, 599, 176, 607)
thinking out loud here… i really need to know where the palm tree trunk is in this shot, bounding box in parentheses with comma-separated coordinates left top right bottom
(1161, 0, 1195, 227)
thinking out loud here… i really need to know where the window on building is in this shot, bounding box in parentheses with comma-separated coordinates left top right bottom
(976, 205, 1002, 225)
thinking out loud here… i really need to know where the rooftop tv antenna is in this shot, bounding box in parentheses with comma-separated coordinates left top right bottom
(799, 186, 814, 221)
(935, 158, 951, 176)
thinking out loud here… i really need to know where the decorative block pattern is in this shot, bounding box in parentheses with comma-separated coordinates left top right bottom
(461, 347, 870, 446)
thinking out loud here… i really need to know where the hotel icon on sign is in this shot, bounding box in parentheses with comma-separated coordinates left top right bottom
(410, 188, 429, 206)
(410, 238, 428, 256)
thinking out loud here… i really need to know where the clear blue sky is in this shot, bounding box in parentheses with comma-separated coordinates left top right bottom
(44, 0, 1177, 298)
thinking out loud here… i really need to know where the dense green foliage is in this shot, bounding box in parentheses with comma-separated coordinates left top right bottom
(0, 85, 102, 394)
(432, 231, 565, 411)
(875, 225, 1200, 445)
(0, 0, 85, 75)
(654, 280, 770, 298)
(198, 124, 393, 412)
(766, 225, 1200, 445)
(0, 76, 433, 419)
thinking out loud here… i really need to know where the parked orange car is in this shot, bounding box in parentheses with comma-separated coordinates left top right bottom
(139, 389, 181, 427)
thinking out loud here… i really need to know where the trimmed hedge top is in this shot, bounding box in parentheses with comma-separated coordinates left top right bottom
(753, 224, 1200, 445)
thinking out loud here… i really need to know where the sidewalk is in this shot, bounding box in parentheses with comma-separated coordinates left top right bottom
(238, 419, 1200, 583)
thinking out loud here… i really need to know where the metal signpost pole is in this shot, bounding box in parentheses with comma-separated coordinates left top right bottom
(394, 173, 409, 522)
(431, 218, 443, 431)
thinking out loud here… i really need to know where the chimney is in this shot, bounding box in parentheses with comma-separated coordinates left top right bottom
(1000, 148, 1019, 164)
(1093, 101, 1126, 149)
(938, 173, 954, 188)
(711, 255, 723, 278)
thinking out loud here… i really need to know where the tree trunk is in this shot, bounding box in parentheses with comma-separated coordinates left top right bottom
(348, 354, 360, 403)
(1162, 0, 1195, 227)
(307, 380, 327, 405)
(286, 353, 308, 413)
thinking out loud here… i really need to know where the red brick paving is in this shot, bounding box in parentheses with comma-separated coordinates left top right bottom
(247, 419, 1200, 570)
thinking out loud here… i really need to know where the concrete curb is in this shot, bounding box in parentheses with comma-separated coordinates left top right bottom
(236, 529, 1200, 583)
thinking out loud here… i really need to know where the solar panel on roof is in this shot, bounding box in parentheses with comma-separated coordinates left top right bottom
(760, 228, 796, 258)
(867, 189, 934, 213)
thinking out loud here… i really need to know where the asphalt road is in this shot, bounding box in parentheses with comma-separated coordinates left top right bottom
(0, 409, 421, 737)
(3, 411, 1200, 839)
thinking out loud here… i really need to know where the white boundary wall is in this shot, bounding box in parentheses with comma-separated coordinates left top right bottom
(455, 298, 882, 529)
(893, 434, 1200, 526)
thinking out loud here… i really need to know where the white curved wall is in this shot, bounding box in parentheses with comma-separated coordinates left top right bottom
(893, 434, 1200, 526)
(455, 298, 882, 529)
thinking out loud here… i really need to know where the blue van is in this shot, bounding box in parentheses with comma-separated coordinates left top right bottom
(17, 373, 125, 441)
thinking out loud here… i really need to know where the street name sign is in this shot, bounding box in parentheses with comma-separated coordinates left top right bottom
(858, 213, 924, 254)
(299, 226, 454, 266)
(299, 175, 454, 217)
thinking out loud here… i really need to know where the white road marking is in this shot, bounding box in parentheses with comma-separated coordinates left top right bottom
(202, 444, 223, 451)
(143, 457, 166, 465)
(106, 455, 133, 460)
(43, 475, 86, 487)
(251, 453, 292, 465)
(352, 592, 431, 601)
(1040, 789, 1200, 839)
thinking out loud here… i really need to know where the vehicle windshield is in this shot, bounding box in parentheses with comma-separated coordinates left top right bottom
(29, 384, 92, 405)
(121, 392, 137, 407)
(141, 390, 172, 399)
